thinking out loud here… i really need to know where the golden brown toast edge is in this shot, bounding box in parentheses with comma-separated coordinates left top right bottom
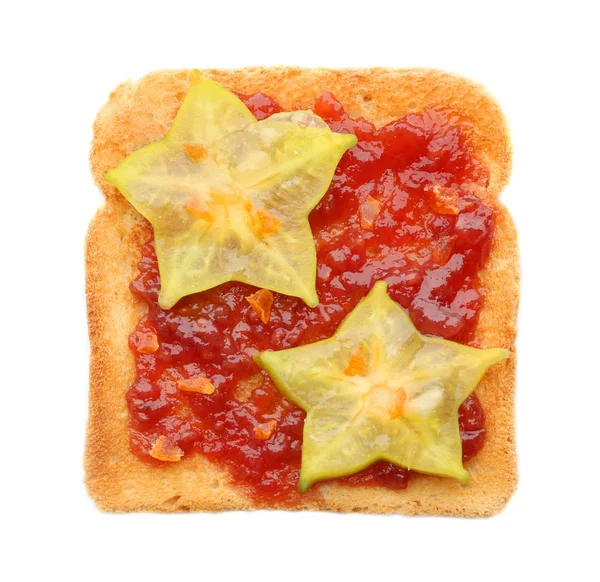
(85, 67, 518, 516)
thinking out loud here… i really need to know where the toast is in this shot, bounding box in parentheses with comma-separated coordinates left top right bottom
(85, 67, 518, 516)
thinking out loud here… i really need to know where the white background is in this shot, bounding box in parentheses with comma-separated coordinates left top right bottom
(2, 0, 599, 580)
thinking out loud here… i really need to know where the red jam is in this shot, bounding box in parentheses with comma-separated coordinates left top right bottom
(127, 92, 494, 502)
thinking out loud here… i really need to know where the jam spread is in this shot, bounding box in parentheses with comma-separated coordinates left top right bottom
(127, 91, 494, 502)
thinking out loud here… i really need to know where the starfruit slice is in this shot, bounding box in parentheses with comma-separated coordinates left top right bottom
(105, 72, 356, 309)
(256, 281, 508, 492)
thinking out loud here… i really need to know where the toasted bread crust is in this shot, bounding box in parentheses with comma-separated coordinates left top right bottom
(86, 68, 518, 516)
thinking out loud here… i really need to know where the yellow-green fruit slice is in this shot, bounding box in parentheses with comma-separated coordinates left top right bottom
(256, 281, 509, 492)
(105, 72, 356, 309)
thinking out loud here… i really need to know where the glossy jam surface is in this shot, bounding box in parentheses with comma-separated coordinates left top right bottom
(127, 92, 494, 502)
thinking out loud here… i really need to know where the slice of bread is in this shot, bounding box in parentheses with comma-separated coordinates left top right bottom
(85, 67, 518, 516)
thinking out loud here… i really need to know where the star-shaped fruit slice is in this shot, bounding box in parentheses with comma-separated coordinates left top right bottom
(105, 70, 357, 309)
(255, 281, 509, 491)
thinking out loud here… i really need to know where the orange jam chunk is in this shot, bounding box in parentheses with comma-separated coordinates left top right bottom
(425, 184, 460, 215)
(133, 330, 159, 354)
(245, 289, 274, 323)
(254, 420, 277, 440)
(177, 377, 216, 395)
(150, 436, 183, 462)
(359, 195, 381, 230)
(252, 208, 281, 236)
(344, 345, 368, 376)
(183, 142, 208, 162)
